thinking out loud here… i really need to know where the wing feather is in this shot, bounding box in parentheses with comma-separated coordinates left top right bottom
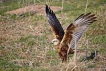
(45, 5, 64, 40)
(61, 12, 97, 49)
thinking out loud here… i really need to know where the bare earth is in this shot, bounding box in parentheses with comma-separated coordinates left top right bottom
(6, 4, 61, 15)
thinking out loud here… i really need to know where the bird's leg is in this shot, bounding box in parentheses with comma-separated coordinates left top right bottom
(69, 48, 74, 54)
(59, 46, 74, 63)
(61, 53, 68, 63)
(58, 50, 68, 63)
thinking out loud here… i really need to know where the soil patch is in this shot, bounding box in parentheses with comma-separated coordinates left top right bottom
(6, 4, 61, 15)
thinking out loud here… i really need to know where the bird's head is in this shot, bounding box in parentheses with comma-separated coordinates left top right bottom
(52, 39, 60, 46)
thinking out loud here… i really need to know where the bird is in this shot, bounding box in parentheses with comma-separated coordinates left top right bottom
(45, 5, 97, 63)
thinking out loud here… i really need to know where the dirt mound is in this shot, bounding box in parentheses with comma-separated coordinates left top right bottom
(6, 5, 61, 15)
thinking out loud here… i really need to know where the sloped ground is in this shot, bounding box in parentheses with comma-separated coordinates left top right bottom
(5, 4, 61, 15)
(0, 0, 106, 71)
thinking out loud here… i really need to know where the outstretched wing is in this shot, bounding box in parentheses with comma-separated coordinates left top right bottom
(45, 5, 64, 40)
(61, 12, 96, 49)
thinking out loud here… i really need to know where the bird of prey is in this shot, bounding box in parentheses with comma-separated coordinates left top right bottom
(45, 5, 96, 62)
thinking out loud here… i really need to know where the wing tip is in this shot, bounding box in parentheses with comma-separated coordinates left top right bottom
(45, 4, 49, 13)
(79, 12, 97, 23)
(84, 12, 96, 18)
(45, 4, 53, 15)
(75, 12, 92, 21)
(86, 13, 97, 23)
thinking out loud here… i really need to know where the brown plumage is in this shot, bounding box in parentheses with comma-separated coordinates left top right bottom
(45, 5, 97, 62)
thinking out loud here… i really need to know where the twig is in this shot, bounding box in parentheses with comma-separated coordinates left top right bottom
(85, 39, 89, 60)
(37, 0, 44, 4)
(71, 65, 77, 71)
(61, 0, 64, 14)
(66, 35, 77, 71)
(85, 0, 89, 14)
(74, 35, 77, 66)
(34, 0, 36, 4)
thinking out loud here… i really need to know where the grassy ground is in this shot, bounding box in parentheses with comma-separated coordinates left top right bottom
(0, 0, 106, 71)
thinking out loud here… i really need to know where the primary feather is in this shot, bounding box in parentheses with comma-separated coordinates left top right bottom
(45, 5, 64, 40)
(69, 13, 97, 49)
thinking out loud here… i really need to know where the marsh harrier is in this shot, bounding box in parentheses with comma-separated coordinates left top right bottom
(45, 5, 96, 62)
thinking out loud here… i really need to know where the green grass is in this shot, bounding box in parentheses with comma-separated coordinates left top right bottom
(46, 50, 58, 57)
(88, 64, 96, 68)
(91, 35, 106, 44)
(0, 68, 49, 71)
(0, 0, 45, 15)
(0, 0, 106, 71)
(0, 0, 20, 15)
(0, 60, 21, 68)
(0, 46, 5, 50)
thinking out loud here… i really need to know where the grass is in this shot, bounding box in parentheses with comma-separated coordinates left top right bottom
(0, 68, 49, 71)
(0, 0, 106, 71)
(0, 0, 20, 15)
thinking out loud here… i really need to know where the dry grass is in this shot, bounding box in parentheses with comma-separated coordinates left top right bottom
(0, 0, 106, 71)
